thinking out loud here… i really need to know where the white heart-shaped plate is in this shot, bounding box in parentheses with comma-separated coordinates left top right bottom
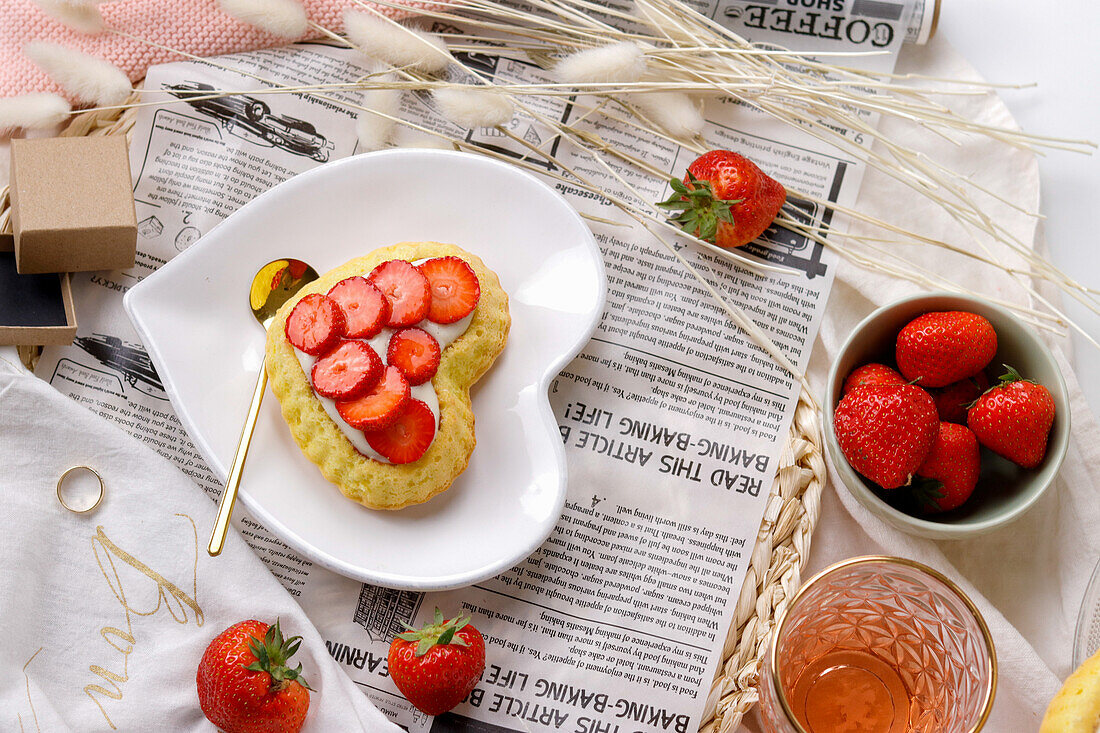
(125, 150, 606, 590)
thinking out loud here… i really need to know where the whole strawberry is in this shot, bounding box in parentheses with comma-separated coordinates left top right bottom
(197, 619, 312, 733)
(896, 311, 997, 388)
(968, 365, 1056, 468)
(389, 609, 485, 716)
(932, 372, 990, 424)
(658, 150, 786, 248)
(913, 422, 981, 512)
(842, 363, 906, 395)
(833, 384, 939, 489)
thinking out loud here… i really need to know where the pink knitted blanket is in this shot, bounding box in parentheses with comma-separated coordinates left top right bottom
(0, 0, 433, 102)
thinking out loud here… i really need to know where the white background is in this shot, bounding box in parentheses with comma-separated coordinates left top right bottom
(937, 0, 1100, 414)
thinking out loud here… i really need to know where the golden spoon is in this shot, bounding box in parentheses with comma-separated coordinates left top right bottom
(208, 258, 319, 556)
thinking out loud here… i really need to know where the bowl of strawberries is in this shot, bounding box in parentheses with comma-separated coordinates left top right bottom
(823, 291, 1070, 539)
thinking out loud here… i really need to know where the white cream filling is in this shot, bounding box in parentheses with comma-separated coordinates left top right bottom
(293, 261, 474, 464)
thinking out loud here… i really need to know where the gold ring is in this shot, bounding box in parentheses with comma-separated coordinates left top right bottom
(56, 466, 105, 514)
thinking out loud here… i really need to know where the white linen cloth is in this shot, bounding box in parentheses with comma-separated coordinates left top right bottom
(0, 352, 399, 732)
(743, 37, 1100, 731)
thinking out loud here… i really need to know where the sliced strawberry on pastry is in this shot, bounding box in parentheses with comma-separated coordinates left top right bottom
(366, 260, 431, 328)
(418, 256, 481, 324)
(387, 327, 441, 386)
(327, 276, 391, 338)
(335, 365, 410, 431)
(286, 293, 346, 355)
(364, 399, 436, 464)
(311, 340, 383, 400)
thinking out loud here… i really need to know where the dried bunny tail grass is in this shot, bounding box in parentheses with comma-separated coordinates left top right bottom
(0, 93, 72, 131)
(217, 0, 308, 39)
(432, 88, 514, 128)
(555, 41, 647, 83)
(626, 91, 704, 139)
(24, 42, 131, 105)
(33, 0, 104, 32)
(343, 9, 450, 73)
(356, 84, 401, 151)
(52, 0, 1100, 351)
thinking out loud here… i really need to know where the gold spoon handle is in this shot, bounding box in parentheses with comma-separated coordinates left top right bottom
(208, 362, 268, 556)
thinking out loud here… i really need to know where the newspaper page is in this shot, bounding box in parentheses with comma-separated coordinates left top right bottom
(35, 2, 925, 729)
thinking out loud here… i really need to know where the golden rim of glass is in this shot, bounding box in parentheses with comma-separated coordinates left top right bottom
(767, 555, 997, 733)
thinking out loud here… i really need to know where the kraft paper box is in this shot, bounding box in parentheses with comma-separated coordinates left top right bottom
(0, 252, 77, 346)
(10, 137, 137, 274)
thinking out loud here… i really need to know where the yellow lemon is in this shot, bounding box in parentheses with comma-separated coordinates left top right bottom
(1041, 648, 1100, 732)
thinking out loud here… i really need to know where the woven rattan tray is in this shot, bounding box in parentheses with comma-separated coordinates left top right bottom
(0, 97, 826, 732)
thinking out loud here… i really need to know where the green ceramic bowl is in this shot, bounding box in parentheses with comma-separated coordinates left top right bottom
(823, 292, 1070, 539)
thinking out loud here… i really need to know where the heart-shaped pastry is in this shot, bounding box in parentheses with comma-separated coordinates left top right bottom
(266, 241, 510, 509)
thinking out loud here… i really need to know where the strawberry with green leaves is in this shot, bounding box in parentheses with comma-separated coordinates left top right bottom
(389, 609, 486, 716)
(659, 150, 786, 249)
(913, 422, 981, 512)
(968, 365, 1056, 468)
(196, 619, 312, 733)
